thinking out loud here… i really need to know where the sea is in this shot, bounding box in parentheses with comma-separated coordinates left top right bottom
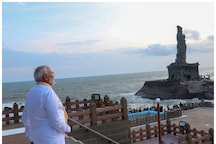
(2, 67, 214, 111)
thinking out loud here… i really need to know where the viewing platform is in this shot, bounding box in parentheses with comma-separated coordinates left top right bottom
(2, 95, 214, 144)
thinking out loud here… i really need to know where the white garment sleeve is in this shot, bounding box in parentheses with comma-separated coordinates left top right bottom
(45, 90, 71, 133)
(21, 104, 33, 142)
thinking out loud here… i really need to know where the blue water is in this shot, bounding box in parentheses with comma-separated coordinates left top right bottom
(2, 67, 214, 110)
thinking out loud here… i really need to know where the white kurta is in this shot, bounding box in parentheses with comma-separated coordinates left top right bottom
(22, 84, 71, 144)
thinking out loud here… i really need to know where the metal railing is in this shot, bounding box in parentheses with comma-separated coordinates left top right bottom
(69, 118, 120, 144)
(67, 136, 84, 144)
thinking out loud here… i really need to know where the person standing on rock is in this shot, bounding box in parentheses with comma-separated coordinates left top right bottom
(22, 65, 71, 144)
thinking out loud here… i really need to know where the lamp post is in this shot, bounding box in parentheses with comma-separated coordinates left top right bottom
(156, 98, 162, 144)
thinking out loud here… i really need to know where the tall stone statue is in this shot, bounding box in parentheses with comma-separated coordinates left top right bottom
(176, 25, 186, 64)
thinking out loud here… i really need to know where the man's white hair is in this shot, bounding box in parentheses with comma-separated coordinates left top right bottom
(34, 65, 49, 82)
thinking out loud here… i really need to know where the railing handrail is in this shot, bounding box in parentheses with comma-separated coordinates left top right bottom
(68, 136, 84, 144)
(69, 118, 120, 144)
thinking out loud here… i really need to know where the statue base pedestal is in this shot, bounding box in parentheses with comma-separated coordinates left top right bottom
(167, 62, 200, 81)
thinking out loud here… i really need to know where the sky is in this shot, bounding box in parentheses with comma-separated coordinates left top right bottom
(1, 2, 214, 83)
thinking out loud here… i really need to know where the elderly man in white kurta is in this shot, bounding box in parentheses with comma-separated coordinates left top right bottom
(22, 65, 71, 144)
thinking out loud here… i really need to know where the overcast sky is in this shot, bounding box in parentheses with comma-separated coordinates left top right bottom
(2, 2, 214, 82)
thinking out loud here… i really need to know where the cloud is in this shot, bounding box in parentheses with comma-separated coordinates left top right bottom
(184, 29, 200, 40)
(123, 34, 214, 57)
(139, 44, 175, 56)
(186, 35, 214, 53)
(207, 35, 214, 41)
(55, 39, 101, 47)
(17, 2, 25, 6)
(2, 37, 214, 82)
(2, 48, 55, 67)
(3, 31, 103, 54)
(2, 48, 85, 68)
(117, 44, 176, 57)
(187, 42, 214, 54)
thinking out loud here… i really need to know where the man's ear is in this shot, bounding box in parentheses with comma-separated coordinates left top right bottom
(43, 74, 48, 81)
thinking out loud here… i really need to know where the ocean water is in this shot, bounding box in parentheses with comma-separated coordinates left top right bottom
(2, 67, 214, 110)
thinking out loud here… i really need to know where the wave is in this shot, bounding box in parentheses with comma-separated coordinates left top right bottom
(2, 68, 213, 111)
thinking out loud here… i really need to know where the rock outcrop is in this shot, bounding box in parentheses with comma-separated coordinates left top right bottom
(135, 80, 213, 99)
(135, 26, 214, 100)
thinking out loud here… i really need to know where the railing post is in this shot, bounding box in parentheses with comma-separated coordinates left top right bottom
(209, 128, 214, 144)
(154, 125, 158, 137)
(201, 130, 205, 143)
(146, 122, 151, 139)
(104, 95, 110, 106)
(90, 102, 97, 126)
(173, 124, 177, 135)
(5, 107, 10, 125)
(193, 128, 197, 138)
(185, 122, 193, 144)
(83, 99, 88, 110)
(121, 97, 128, 120)
(75, 100, 80, 111)
(65, 96, 71, 111)
(13, 103, 19, 123)
(132, 130, 136, 142)
(140, 128, 143, 141)
(161, 124, 164, 135)
(185, 122, 191, 134)
(167, 119, 171, 134)
(186, 134, 193, 144)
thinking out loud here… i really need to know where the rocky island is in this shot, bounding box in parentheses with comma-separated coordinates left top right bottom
(135, 26, 213, 100)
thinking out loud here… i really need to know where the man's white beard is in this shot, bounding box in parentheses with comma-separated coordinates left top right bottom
(49, 79, 55, 86)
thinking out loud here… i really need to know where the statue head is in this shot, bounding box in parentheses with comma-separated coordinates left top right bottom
(177, 25, 182, 32)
